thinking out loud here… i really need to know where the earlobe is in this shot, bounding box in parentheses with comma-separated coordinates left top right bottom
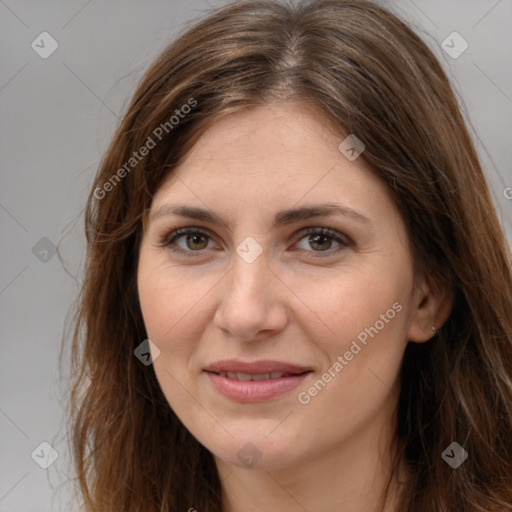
(407, 276, 453, 343)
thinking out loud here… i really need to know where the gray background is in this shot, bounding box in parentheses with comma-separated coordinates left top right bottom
(1, 0, 511, 510)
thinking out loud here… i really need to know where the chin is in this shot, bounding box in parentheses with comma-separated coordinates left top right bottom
(204, 430, 304, 471)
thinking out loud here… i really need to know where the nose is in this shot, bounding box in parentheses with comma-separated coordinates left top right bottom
(213, 253, 288, 342)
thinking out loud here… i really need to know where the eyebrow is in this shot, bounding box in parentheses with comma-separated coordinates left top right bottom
(150, 203, 373, 229)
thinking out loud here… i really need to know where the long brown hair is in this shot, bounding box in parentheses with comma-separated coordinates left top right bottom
(65, 0, 512, 510)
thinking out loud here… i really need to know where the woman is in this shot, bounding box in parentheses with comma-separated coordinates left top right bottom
(67, 0, 512, 510)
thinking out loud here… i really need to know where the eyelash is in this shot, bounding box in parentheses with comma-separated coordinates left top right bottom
(159, 226, 351, 258)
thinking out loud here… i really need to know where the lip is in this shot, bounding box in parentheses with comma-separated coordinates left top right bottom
(203, 359, 313, 402)
(205, 372, 311, 402)
(203, 359, 312, 375)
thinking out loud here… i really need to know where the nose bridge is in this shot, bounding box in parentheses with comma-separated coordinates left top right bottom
(214, 246, 286, 339)
(228, 230, 269, 292)
(228, 248, 270, 303)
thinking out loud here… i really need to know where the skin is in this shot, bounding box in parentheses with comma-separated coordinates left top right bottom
(137, 102, 452, 512)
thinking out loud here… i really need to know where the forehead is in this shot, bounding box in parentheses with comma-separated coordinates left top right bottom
(176, 102, 344, 172)
(152, 103, 382, 200)
(146, 102, 405, 242)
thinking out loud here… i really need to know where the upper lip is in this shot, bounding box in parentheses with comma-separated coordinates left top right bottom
(203, 359, 312, 375)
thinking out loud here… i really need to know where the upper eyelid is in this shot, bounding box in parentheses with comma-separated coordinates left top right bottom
(163, 226, 350, 250)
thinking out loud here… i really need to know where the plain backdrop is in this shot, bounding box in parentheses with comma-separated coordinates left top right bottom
(1, 0, 511, 510)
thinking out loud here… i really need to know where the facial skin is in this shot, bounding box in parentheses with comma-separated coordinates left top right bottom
(137, 102, 452, 512)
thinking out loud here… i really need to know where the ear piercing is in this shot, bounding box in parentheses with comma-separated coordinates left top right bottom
(432, 326, 436, 332)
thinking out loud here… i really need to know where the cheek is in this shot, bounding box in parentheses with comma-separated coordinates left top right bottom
(291, 275, 409, 445)
(289, 259, 412, 353)
(288, 256, 412, 413)
(137, 256, 213, 409)
(137, 254, 228, 396)
(138, 254, 209, 339)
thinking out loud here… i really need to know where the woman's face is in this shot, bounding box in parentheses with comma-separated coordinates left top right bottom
(137, 102, 423, 472)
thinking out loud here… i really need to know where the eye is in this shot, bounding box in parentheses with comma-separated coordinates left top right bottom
(293, 227, 350, 255)
(160, 226, 351, 258)
(161, 227, 216, 256)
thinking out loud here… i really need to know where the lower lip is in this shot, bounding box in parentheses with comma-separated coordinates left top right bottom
(204, 371, 312, 402)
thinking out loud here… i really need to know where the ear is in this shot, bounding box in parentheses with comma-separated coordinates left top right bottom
(407, 274, 453, 343)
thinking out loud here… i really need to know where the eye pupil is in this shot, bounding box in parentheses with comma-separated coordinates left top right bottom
(310, 234, 332, 251)
(187, 233, 208, 250)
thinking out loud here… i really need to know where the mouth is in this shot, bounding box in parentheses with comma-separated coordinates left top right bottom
(210, 371, 309, 381)
(203, 360, 313, 402)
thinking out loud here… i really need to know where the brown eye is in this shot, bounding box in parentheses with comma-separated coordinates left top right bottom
(185, 232, 209, 250)
(308, 233, 334, 251)
(294, 227, 350, 255)
(162, 228, 215, 255)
